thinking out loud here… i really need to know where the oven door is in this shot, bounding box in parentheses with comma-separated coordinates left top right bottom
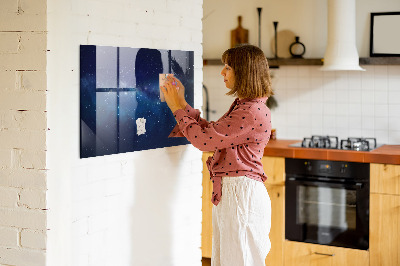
(285, 177, 369, 250)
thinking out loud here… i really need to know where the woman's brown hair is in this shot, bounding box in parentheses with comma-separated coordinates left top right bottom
(221, 44, 273, 99)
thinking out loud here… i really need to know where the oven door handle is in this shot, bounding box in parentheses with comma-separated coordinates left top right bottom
(287, 177, 364, 189)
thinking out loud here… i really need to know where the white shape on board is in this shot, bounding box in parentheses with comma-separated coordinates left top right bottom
(136, 118, 147, 136)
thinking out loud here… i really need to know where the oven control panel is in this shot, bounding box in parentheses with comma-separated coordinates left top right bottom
(286, 158, 369, 180)
(318, 162, 332, 173)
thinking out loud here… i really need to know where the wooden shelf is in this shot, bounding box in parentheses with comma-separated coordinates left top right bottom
(268, 58, 322, 67)
(202, 59, 223, 66)
(203, 58, 323, 67)
(203, 57, 400, 67)
(359, 57, 400, 65)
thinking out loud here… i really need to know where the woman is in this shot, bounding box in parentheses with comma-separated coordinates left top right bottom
(161, 44, 273, 266)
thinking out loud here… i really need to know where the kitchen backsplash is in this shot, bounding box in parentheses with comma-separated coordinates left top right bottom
(203, 65, 400, 145)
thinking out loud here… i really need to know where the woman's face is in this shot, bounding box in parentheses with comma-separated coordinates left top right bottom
(220, 64, 235, 89)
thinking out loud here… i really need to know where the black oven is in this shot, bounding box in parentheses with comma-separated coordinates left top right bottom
(285, 158, 369, 250)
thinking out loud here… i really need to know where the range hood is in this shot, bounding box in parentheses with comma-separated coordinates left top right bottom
(320, 0, 365, 71)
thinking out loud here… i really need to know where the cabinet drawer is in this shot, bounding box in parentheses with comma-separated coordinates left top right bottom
(284, 241, 369, 266)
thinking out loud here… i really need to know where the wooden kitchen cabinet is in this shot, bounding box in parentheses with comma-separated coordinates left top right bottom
(370, 163, 400, 266)
(284, 241, 369, 266)
(264, 184, 285, 266)
(370, 163, 400, 195)
(202, 152, 213, 258)
(261, 156, 285, 266)
(370, 193, 400, 266)
(261, 156, 285, 185)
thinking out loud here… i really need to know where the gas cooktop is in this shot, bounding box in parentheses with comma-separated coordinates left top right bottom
(289, 135, 383, 151)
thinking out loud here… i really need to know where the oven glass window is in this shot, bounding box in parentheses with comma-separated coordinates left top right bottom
(297, 186, 356, 230)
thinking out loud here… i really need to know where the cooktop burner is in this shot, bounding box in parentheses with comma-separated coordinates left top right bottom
(301, 135, 339, 149)
(340, 137, 377, 151)
(290, 136, 380, 151)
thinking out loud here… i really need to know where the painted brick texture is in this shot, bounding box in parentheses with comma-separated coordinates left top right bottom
(0, 0, 48, 265)
(21, 229, 47, 250)
(46, 0, 203, 266)
(2, 0, 203, 265)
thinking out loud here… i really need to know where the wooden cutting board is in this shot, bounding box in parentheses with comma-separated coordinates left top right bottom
(231, 16, 249, 48)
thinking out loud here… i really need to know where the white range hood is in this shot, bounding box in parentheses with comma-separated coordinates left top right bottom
(320, 0, 365, 71)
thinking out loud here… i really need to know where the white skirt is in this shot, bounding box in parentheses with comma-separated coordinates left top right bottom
(212, 176, 271, 266)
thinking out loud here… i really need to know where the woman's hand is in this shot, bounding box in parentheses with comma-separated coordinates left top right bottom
(173, 77, 187, 108)
(161, 76, 186, 113)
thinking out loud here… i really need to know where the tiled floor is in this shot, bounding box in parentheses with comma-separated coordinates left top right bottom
(202, 257, 211, 266)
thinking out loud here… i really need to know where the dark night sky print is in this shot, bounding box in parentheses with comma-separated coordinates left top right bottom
(80, 45, 194, 158)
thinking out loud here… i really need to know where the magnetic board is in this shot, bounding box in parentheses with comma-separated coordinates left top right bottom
(80, 45, 194, 158)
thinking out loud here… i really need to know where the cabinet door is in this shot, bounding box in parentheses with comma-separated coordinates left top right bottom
(284, 241, 369, 266)
(370, 193, 400, 266)
(370, 163, 400, 195)
(261, 156, 285, 185)
(202, 152, 213, 258)
(264, 184, 284, 266)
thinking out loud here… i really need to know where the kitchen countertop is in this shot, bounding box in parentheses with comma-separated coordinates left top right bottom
(263, 139, 400, 165)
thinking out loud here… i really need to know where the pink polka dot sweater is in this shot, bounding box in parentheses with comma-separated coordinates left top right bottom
(169, 97, 272, 206)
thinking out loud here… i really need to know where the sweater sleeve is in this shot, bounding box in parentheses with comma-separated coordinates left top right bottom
(168, 104, 210, 138)
(171, 106, 257, 152)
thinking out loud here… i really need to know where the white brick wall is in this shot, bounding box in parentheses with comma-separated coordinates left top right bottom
(0, 227, 19, 247)
(46, 1, 203, 266)
(0, 187, 19, 208)
(2, 0, 203, 264)
(21, 229, 47, 250)
(0, 248, 46, 266)
(0, 0, 48, 265)
(0, 169, 47, 189)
